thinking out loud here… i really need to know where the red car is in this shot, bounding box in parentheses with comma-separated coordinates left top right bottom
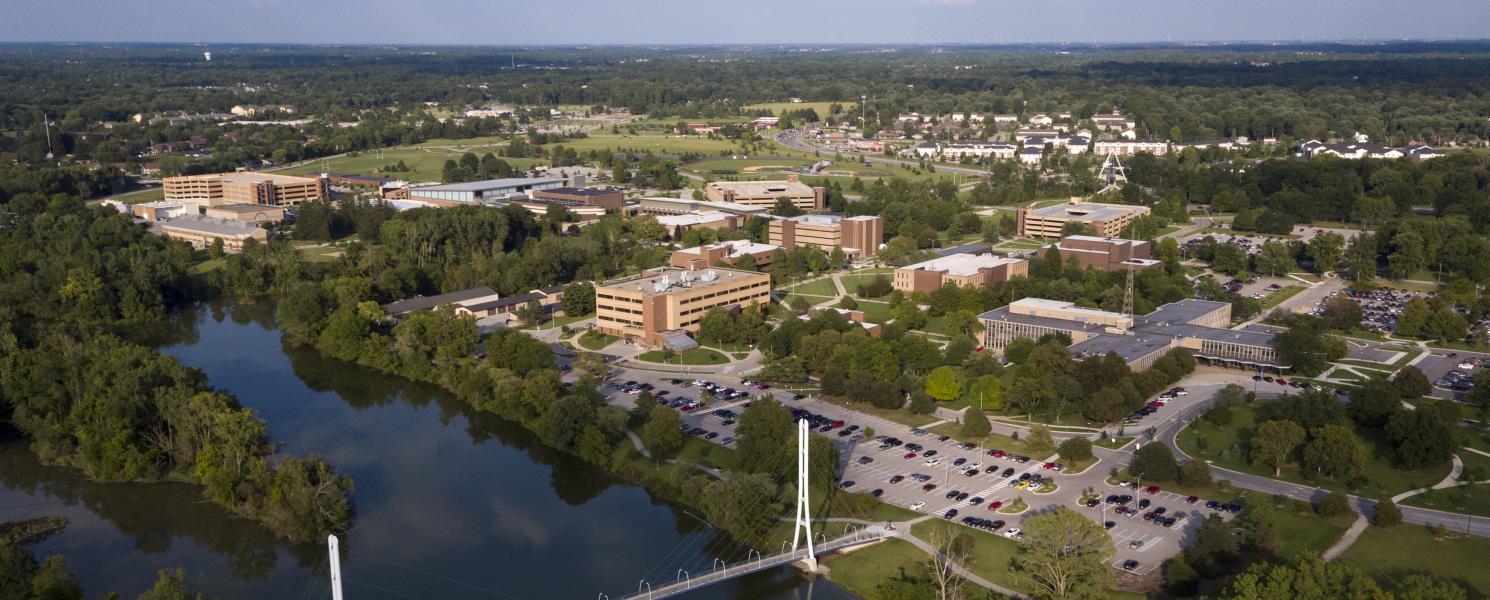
(1114, 506, 1128, 514)
(904, 452, 918, 460)
(991, 450, 1007, 458)
(922, 483, 937, 492)
(1042, 462, 1056, 470)
(1145, 485, 1161, 494)
(987, 501, 1003, 510)
(1143, 512, 1157, 521)
(1186, 495, 1199, 504)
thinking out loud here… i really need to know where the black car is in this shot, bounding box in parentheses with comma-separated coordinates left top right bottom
(923, 449, 939, 457)
(956, 492, 970, 501)
(838, 480, 856, 489)
(858, 456, 874, 464)
(1002, 468, 1016, 477)
(1104, 521, 1116, 529)
(870, 488, 884, 497)
(946, 490, 961, 499)
(1138, 499, 1151, 509)
(1122, 560, 1139, 572)
(945, 508, 959, 519)
(953, 458, 967, 466)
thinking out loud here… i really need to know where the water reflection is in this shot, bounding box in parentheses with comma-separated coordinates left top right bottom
(0, 300, 857, 600)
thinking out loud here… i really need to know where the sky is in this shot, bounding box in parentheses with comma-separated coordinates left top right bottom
(3, 0, 1489, 45)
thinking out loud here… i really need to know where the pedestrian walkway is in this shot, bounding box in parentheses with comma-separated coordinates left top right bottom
(1322, 515, 1369, 561)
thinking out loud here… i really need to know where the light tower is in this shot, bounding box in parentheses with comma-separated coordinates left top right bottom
(1100, 152, 1127, 186)
(790, 418, 818, 572)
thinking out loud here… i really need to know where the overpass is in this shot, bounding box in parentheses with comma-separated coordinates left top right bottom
(610, 525, 896, 600)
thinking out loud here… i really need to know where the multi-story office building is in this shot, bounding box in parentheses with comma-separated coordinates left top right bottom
(978, 298, 1281, 371)
(163, 172, 330, 208)
(204, 203, 287, 224)
(1015, 199, 1150, 239)
(530, 187, 626, 211)
(893, 253, 1028, 294)
(155, 215, 269, 252)
(1037, 235, 1162, 271)
(595, 267, 772, 347)
(767, 215, 883, 258)
(704, 176, 824, 212)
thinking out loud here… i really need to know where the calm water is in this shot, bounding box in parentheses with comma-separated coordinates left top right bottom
(0, 301, 856, 600)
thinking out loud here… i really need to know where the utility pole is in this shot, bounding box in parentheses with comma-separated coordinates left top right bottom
(328, 534, 344, 600)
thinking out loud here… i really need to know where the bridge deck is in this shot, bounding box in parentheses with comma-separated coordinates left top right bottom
(614, 529, 895, 600)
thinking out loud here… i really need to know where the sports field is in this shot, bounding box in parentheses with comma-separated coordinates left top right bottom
(743, 100, 858, 117)
(277, 143, 543, 180)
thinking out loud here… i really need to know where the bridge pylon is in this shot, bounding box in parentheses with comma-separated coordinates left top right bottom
(790, 418, 819, 572)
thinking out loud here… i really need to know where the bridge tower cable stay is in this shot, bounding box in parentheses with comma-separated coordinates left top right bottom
(790, 418, 818, 572)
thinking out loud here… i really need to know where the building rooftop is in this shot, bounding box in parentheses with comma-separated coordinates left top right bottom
(1068, 331, 1174, 363)
(977, 304, 1111, 335)
(677, 240, 779, 259)
(413, 177, 566, 192)
(600, 267, 764, 297)
(641, 197, 766, 215)
(158, 214, 264, 237)
(706, 179, 814, 197)
(138, 200, 186, 209)
(655, 212, 734, 226)
(383, 287, 499, 315)
(537, 187, 619, 197)
(901, 253, 1023, 277)
(1062, 235, 1141, 245)
(935, 243, 993, 257)
(1027, 201, 1145, 222)
(213, 171, 322, 185)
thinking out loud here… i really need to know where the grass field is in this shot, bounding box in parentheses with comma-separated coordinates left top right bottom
(1338, 524, 1490, 597)
(911, 520, 1027, 594)
(821, 538, 926, 598)
(675, 436, 738, 471)
(114, 187, 164, 204)
(1176, 401, 1452, 498)
(277, 145, 545, 180)
(783, 277, 840, 297)
(857, 300, 893, 324)
(294, 243, 344, 263)
(743, 100, 858, 117)
(577, 330, 619, 351)
(636, 348, 728, 365)
(682, 156, 813, 173)
(926, 422, 1040, 457)
(1260, 284, 1306, 309)
(1401, 483, 1490, 517)
(815, 395, 938, 428)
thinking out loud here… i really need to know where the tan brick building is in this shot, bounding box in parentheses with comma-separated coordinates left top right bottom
(670, 240, 779, 271)
(531, 187, 626, 211)
(768, 215, 883, 258)
(1037, 235, 1162, 271)
(163, 172, 329, 208)
(893, 253, 1028, 294)
(704, 176, 825, 212)
(595, 267, 772, 347)
(1015, 199, 1150, 239)
(156, 215, 268, 252)
(204, 203, 287, 224)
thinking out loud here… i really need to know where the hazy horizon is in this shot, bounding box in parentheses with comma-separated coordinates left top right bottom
(3, 0, 1489, 46)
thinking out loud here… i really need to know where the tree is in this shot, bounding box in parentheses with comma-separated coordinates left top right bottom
(1307, 232, 1345, 274)
(641, 405, 685, 459)
(961, 408, 991, 438)
(1255, 241, 1297, 276)
(1026, 425, 1055, 456)
(1130, 442, 1179, 482)
(1371, 498, 1403, 527)
(1185, 513, 1239, 577)
(921, 527, 974, 600)
(924, 366, 960, 401)
(209, 237, 225, 259)
(1386, 408, 1454, 469)
(1302, 423, 1368, 479)
(560, 281, 596, 316)
(1010, 509, 1113, 600)
(1348, 379, 1404, 428)
(1178, 459, 1212, 487)
(1395, 298, 1431, 338)
(1319, 295, 1363, 331)
(1221, 554, 1392, 600)
(1251, 419, 1299, 476)
(1058, 437, 1093, 462)
(1316, 490, 1352, 518)
(696, 307, 735, 346)
(1004, 337, 1035, 364)
(734, 397, 794, 477)
(965, 375, 1004, 412)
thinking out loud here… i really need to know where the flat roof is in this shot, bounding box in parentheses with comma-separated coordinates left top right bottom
(977, 305, 1109, 335)
(159, 215, 264, 236)
(706, 180, 814, 197)
(1027, 201, 1145, 222)
(138, 200, 186, 209)
(677, 240, 779, 259)
(1068, 334, 1173, 364)
(536, 187, 620, 197)
(901, 253, 1023, 277)
(641, 197, 766, 215)
(600, 267, 765, 297)
(656, 212, 733, 226)
(1062, 235, 1142, 246)
(936, 243, 992, 257)
(215, 171, 321, 185)
(414, 177, 565, 192)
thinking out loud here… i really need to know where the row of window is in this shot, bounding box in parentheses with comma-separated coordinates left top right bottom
(597, 293, 643, 304)
(679, 283, 770, 306)
(598, 303, 643, 316)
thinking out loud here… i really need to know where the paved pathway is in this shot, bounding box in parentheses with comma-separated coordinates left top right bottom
(1391, 455, 1464, 503)
(899, 529, 1028, 599)
(1322, 514, 1370, 561)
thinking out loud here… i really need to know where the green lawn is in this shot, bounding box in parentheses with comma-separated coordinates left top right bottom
(537, 313, 592, 329)
(1176, 401, 1452, 498)
(577, 330, 618, 351)
(926, 422, 1041, 457)
(821, 538, 927, 598)
(635, 348, 729, 365)
(114, 187, 164, 204)
(277, 143, 544, 180)
(1338, 524, 1490, 597)
(840, 273, 894, 293)
(858, 301, 893, 324)
(675, 436, 738, 471)
(1260, 285, 1306, 310)
(1401, 484, 1490, 518)
(783, 277, 840, 297)
(294, 243, 344, 263)
(682, 156, 812, 173)
(1094, 436, 1136, 450)
(912, 520, 1027, 594)
(743, 100, 858, 116)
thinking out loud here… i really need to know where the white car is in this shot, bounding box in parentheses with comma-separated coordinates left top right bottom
(1174, 390, 1189, 396)
(1003, 528, 1021, 539)
(924, 458, 941, 466)
(910, 501, 926, 511)
(1458, 362, 1475, 370)
(969, 462, 984, 470)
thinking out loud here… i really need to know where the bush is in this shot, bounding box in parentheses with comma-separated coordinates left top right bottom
(1058, 437, 1094, 462)
(1179, 459, 1213, 487)
(1371, 498, 1403, 527)
(1316, 490, 1352, 518)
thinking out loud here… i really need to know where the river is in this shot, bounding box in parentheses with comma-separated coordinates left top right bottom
(0, 301, 857, 600)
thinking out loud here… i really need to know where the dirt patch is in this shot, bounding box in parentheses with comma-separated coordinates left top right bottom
(741, 165, 794, 173)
